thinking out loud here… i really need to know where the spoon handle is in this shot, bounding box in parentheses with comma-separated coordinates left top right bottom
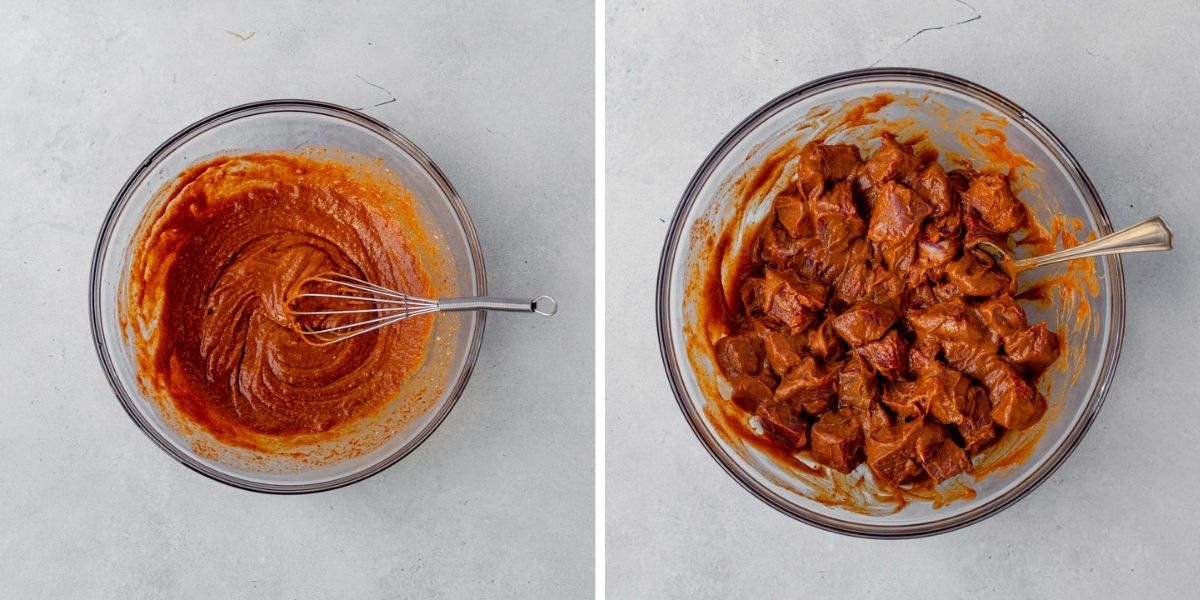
(1018, 216, 1173, 269)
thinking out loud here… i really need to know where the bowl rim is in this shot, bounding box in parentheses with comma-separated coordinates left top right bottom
(655, 67, 1126, 537)
(89, 99, 488, 494)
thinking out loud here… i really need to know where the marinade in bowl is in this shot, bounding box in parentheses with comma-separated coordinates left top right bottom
(92, 100, 487, 492)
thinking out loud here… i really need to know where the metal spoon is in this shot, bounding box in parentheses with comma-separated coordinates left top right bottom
(975, 215, 1173, 275)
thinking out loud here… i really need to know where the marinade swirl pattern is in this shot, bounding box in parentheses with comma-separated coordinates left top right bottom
(128, 153, 432, 445)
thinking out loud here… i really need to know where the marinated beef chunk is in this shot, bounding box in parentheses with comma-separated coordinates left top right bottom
(915, 232, 960, 275)
(805, 318, 844, 361)
(816, 210, 868, 254)
(763, 269, 828, 331)
(864, 134, 921, 185)
(730, 375, 774, 413)
(775, 356, 835, 414)
(743, 316, 775, 337)
(856, 330, 909, 380)
(908, 281, 940, 311)
(955, 386, 1003, 451)
(797, 396, 833, 416)
(887, 360, 972, 422)
(714, 133, 1059, 490)
(907, 336, 939, 371)
(799, 142, 862, 198)
(946, 168, 972, 193)
(813, 182, 866, 251)
(798, 142, 827, 199)
(715, 333, 763, 377)
(831, 302, 897, 347)
(866, 400, 892, 432)
(922, 361, 973, 425)
(776, 199, 807, 238)
(811, 408, 864, 473)
(763, 331, 802, 375)
(974, 294, 1028, 344)
(943, 251, 1011, 297)
(739, 276, 766, 315)
(941, 339, 1002, 381)
(867, 182, 933, 272)
(957, 387, 998, 452)
(912, 422, 946, 462)
(882, 381, 929, 419)
(1005, 323, 1060, 375)
(915, 423, 971, 483)
(864, 408, 925, 483)
(912, 216, 963, 280)
(757, 398, 808, 449)
(962, 173, 1025, 234)
(836, 355, 879, 411)
(761, 224, 804, 267)
(963, 210, 1005, 250)
(913, 162, 954, 216)
(813, 179, 858, 216)
(931, 278, 965, 303)
(830, 239, 874, 303)
(908, 299, 995, 350)
(987, 368, 1047, 430)
(833, 261, 871, 305)
(923, 441, 971, 482)
(824, 144, 863, 182)
(787, 239, 826, 283)
(863, 265, 907, 312)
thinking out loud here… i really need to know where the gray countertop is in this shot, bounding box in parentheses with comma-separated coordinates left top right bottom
(0, 1, 594, 598)
(606, 1, 1198, 598)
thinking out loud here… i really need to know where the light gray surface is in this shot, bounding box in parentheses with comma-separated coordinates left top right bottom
(0, 1, 593, 598)
(607, 1, 1198, 598)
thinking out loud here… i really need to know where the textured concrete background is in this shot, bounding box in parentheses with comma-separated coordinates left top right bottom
(607, 1, 1198, 598)
(0, 1, 593, 598)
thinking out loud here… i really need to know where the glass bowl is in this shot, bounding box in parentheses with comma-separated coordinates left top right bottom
(657, 68, 1124, 537)
(91, 100, 487, 493)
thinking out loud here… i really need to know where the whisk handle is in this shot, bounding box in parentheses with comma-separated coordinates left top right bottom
(438, 295, 558, 317)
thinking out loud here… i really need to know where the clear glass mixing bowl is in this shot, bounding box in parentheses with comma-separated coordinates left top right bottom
(657, 69, 1125, 537)
(91, 100, 487, 493)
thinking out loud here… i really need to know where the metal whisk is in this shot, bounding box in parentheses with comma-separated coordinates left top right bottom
(288, 272, 556, 345)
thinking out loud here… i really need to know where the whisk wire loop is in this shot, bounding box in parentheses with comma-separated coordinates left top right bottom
(287, 272, 554, 345)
